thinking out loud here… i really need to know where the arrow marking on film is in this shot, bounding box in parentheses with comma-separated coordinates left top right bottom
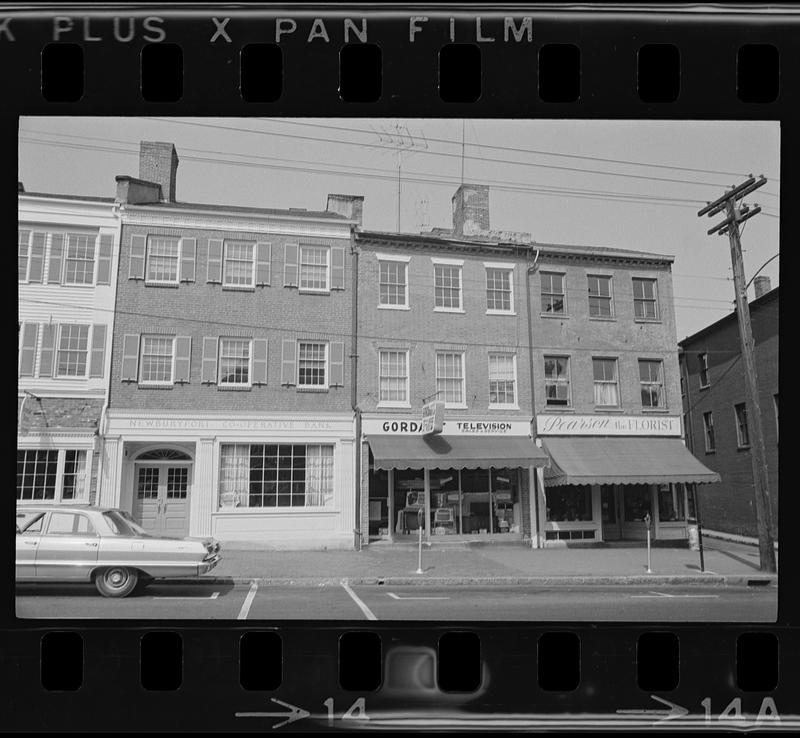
(387, 592, 450, 600)
(617, 695, 689, 722)
(235, 698, 310, 728)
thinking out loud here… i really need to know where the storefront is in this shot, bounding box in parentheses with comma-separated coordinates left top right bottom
(100, 410, 357, 549)
(536, 414, 721, 545)
(361, 416, 548, 543)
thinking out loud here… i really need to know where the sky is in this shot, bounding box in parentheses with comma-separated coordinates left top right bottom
(18, 117, 780, 339)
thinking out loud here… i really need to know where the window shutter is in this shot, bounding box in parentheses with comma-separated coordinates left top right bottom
(174, 336, 192, 383)
(252, 339, 268, 385)
(129, 234, 147, 280)
(281, 339, 297, 385)
(28, 232, 46, 283)
(19, 323, 39, 377)
(47, 233, 65, 284)
(38, 323, 57, 377)
(207, 239, 223, 283)
(18, 229, 31, 281)
(96, 233, 113, 285)
(256, 242, 272, 286)
(331, 246, 346, 290)
(283, 243, 298, 287)
(329, 341, 345, 387)
(121, 334, 140, 382)
(180, 238, 196, 282)
(201, 337, 218, 383)
(89, 324, 107, 377)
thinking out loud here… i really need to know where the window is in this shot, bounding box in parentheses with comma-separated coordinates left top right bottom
(434, 264, 462, 310)
(639, 359, 664, 408)
(47, 512, 94, 535)
(680, 373, 686, 397)
(588, 275, 613, 318)
(544, 356, 570, 406)
(540, 272, 566, 314)
(56, 324, 90, 377)
(593, 358, 619, 407)
(623, 484, 652, 522)
(298, 341, 327, 387)
(146, 237, 180, 283)
(735, 403, 750, 448)
(436, 352, 465, 405)
(223, 241, 255, 287)
(545, 485, 593, 522)
(633, 277, 659, 319)
(703, 411, 715, 452)
(219, 338, 251, 386)
(16, 449, 88, 502)
(18, 230, 31, 281)
(378, 260, 408, 307)
(658, 483, 686, 522)
(489, 353, 516, 406)
(63, 234, 96, 285)
(379, 350, 409, 405)
(299, 245, 329, 291)
(218, 443, 334, 509)
(486, 267, 513, 312)
(699, 352, 710, 387)
(140, 336, 175, 384)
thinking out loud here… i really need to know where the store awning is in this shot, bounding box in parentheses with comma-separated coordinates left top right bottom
(542, 436, 721, 486)
(367, 434, 549, 471)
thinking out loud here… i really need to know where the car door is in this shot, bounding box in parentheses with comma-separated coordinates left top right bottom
(35, 511, 100, 581)
(15, 511, 47, 580)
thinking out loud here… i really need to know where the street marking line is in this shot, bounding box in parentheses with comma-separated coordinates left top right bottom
(154, 592, 220, 600)
(630, 591, 720, 599)
(387, 592, 450, 600)
(341, 579, 378, 621)
(237, 580, 258, 620)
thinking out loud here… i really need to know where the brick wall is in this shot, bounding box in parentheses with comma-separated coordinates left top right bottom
(681, 292, 779, 537)
(18, 397, 103, 434)
(109, 223, 353, 414)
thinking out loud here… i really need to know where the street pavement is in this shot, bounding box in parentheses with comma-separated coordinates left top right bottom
(15, 581, 776, 621)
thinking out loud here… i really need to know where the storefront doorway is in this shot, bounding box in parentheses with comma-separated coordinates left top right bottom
(131, 448, 192, 537)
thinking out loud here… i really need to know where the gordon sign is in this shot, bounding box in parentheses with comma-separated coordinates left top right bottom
(362, 417, 532, 436)
(537, 414, 682, 436)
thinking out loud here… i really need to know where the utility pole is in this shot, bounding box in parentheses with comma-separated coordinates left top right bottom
(698, 175, 776, 573)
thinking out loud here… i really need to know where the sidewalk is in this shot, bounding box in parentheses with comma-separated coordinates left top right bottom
(200, 538, 777, 587)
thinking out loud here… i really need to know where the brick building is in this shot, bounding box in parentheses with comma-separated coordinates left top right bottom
(100, 142, 362, 549)
(357, 183, 719, 547)
(678, 280, 778, 539)
(18, 185, 120, 509)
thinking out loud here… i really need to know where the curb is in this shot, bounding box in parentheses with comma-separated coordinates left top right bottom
(172, 574, 777, 587)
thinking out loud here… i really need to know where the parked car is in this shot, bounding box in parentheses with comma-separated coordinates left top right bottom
(16, 505, 221, 597)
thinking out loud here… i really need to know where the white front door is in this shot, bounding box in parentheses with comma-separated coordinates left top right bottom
(133, 463, 191, 537)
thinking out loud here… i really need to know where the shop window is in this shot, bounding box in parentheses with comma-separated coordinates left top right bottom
(545, 485, 592, 522)
(600, 485, 616, 523)
(623, 484, 652, 522)
(218, 443, 334, 509)
(657, 483, 685, 522)
(546, 529, 596, 541)
(17, 449, 89, 502)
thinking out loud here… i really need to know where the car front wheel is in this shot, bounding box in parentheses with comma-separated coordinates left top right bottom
(95, 567, 139, 597)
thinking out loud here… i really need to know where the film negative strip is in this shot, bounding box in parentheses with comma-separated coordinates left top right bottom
(4, 3, 796, 732)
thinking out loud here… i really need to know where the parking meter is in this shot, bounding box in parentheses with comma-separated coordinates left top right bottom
(644, 512, 651, 529)
(644, 512, 652, 573)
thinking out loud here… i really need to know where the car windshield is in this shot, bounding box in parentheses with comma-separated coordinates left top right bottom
(103, 510, 151, 537)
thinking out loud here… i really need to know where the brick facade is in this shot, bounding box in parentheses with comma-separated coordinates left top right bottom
(18, 397, 103, 434)
(679, 288, 779, 538)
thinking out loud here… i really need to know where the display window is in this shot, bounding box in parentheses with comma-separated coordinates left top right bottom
(657, 483, 686, 522)
(545, 485, 592, 522)
(623, 484, 652, 522)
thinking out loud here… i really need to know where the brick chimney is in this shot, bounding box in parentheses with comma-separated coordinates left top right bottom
(452, 183, 490, 236)
(754, 275, 772, 298)
(139, 141, 179, 202)
(326, 193, 364, 226)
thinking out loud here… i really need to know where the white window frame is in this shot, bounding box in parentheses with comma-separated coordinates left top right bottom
(544, 355, 572, 407)
(377, 253, 411, 310)
(431, 257, 464, 313)
(702, 411, 715, 453)
(734, 403, 751, 449)
(139, 335, 176, 386)
(297, 340, 329, 389)
(299, 245, 331, 293)
(484, 262, 516, 315)
(222, 240, 256, 289)
(639, 358, 665, 409)
(55, 323, 91, 378)
(699, 352, 710, 388)
(435, 350, 467, 408)
(218, 337, 253, 388)
(16, 447, 91, 504)
(587, 274, 614, 319)
(377, 349, 411, 408)
(633, 277, 660, 321)
(488, 352, 518, 409)
(145, 236, 180, 285)
(18, 229, 32, 283)
(62, 233, 97, 286)
(592, 356, 620, 408)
